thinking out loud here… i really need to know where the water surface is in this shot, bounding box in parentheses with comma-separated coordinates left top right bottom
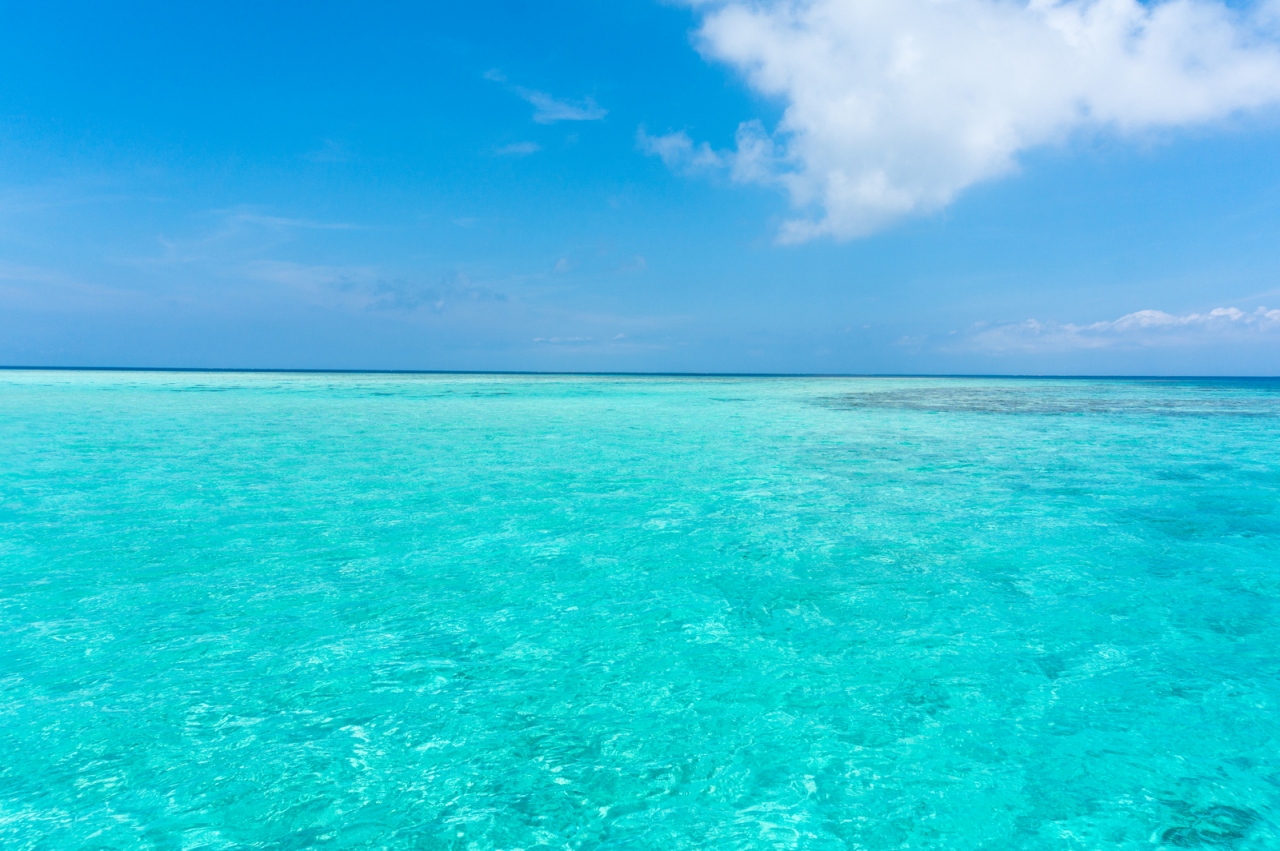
(1, 372, 1278, 849)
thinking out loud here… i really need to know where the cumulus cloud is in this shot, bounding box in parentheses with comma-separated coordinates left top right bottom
(970, 306, 1280, 351)
(661, 0, 1280, 240)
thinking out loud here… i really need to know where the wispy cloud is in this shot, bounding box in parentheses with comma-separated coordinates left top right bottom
(303, 139, 353, 164)
(667, 0, 1280, 241)
(117, 207, 363, 268)
(968, 306, 1280, 352)
(0, 262, 65, 284)
(637, 127, 724, 173)
(494, 141, 542, 157)
(533, 336, 595, 344)
(247, 261, 507, 313)
(486, 69, 607, 124)
(520, 91, 607, 124)
(0, 262, 147, 310)
(217, 209, 361, 230)
(618, 255, 648, 273)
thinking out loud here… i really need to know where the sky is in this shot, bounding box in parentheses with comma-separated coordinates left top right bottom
(2, 0, 1280, 375)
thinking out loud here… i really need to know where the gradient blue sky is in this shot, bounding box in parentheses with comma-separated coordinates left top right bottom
(3, 0, 1280, 374)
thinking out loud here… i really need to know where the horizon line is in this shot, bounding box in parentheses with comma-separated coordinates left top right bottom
(2, 365, 1278, 381)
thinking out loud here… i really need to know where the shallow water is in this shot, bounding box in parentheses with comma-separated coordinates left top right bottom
(1, 371, 1278, 849)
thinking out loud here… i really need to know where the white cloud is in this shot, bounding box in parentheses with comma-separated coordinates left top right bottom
(303, 139, 353, 164)
(487, 69, 607, 124)
(495, 141, 542, 156)
(637, 127, 724, 172)
(533, 336, 595, 344)
(0, 262, 64, 284)
(521, 90, 607, 124)
(220, 210, 360, 230)
(970, 305, 1280, 351)
(619, 254, 649, 273)
(664, 0, 1280, 240)
(246, 262, 507, 313)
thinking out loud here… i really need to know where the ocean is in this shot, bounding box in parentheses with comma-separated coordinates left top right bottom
(2, 370, 1278, 849)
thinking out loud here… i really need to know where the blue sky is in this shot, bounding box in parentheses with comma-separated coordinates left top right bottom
(3, 0, 1280, 374)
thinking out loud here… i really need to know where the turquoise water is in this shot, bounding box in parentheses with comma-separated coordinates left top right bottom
(2, 371, 1279, 850)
